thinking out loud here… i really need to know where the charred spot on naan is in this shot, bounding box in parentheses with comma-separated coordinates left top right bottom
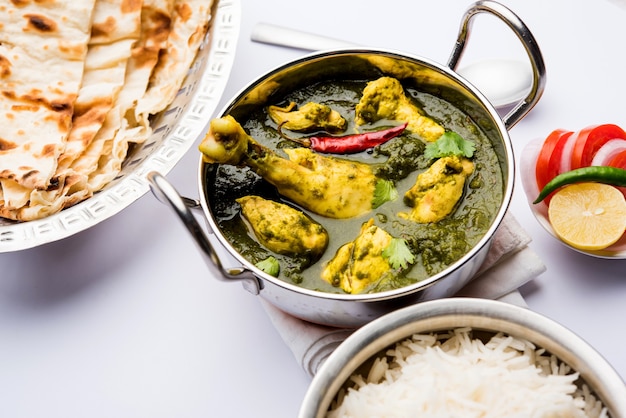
(0, 139, 17, 151)
(19, 170, 40, 185)
(7, 88, 75, 124)
(90, 18, 116, 40)
(147, 10, 173, 45)
(47, 176, 61, 191)
(130, 9, 172, 70)
(40, 143, 58, 158)
(23, 14, 57, 33)
(0, 55, 10, 78)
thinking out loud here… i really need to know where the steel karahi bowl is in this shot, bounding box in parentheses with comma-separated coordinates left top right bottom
(148, 0, 546, 328)
(0, 0, 240, 253)
(299, 298, 626, 418)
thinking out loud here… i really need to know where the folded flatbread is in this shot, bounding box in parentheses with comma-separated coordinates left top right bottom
(89, 0, 213, 191)
(0, 1, 96, 203)
(0, 0, 214, 221)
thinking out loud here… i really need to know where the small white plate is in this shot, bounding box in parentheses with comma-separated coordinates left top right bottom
(520, 138, 626, 259)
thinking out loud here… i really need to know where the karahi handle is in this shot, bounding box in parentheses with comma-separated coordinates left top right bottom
(448, 0, 546, 129)
(147, 171, 261, 295)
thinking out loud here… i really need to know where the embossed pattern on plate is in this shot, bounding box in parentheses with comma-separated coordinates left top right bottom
(0, 0, 241, 252)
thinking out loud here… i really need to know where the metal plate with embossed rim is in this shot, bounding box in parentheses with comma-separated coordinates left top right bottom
(0, 0, 240, 253)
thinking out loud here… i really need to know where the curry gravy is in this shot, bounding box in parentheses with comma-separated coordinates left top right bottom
(207, 80, 503, 294)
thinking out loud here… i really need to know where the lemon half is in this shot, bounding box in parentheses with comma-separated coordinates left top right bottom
(548, 182, 626, 251)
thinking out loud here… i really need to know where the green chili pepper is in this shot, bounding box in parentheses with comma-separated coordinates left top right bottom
(533, 166, 626, 204)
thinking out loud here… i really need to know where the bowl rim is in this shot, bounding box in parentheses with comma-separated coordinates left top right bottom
(299, 297, 626, 417)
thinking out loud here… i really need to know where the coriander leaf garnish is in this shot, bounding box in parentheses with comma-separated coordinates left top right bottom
(372, 179, 398, 208)
(256, 256, 280, 277)
(424, 131, 476, 160)
(382, 238, 415, 270)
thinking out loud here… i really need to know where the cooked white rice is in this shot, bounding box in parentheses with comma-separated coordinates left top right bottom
(326, 327, 608, 418)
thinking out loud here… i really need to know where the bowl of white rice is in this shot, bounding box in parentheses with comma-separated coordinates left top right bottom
(298, 298, 626, 417)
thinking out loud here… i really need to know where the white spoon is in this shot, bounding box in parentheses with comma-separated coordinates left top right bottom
(251, 22, 532, 110)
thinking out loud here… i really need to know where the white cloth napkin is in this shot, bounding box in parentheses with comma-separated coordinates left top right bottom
(260, 212, 546, 377)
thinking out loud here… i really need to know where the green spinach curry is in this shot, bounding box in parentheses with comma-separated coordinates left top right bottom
(204, 78, 503, 294)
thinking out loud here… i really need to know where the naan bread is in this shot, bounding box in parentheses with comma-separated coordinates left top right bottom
(66, 0, 145, 191)
(87, 0, 178, 191)
(88, 0, 214, 191)
(0, 0, 141, 221)
(0, 1, 96, 191)
(136, 0, 213, 116)
(0, 0, 214, 222)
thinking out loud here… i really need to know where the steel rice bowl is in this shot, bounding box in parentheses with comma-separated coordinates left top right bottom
(299, 298, 626, 417)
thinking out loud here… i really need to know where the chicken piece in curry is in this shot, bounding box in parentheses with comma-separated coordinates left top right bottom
(355, 77, 445, 142)
(400, 155, 475, 223)
(268, 101, 347, 133)
(237, 195, 328, 262)
(199, 115, 395, 219)
(321, 219, 394, 294)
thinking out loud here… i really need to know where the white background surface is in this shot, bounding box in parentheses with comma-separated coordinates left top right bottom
(2, 0, 626, 417)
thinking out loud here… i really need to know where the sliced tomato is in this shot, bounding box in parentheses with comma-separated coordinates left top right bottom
(591, 139, 626, 166)
(558, 130, 578, 173)
(570, 124, 626, 169)
(608, 149, 626, 169)
(607, 150, 626, 198)
(535, 129, 573, 190)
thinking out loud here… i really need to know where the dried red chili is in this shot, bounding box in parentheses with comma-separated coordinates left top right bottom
(284, 122, 408, 154)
